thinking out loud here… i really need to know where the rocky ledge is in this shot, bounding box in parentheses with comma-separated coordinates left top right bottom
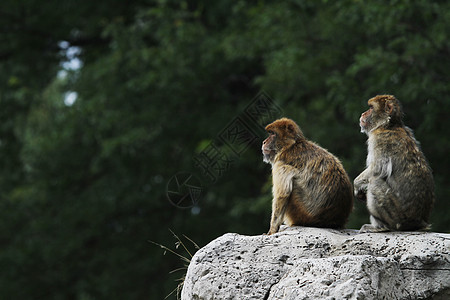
(181, 227, 450, 299)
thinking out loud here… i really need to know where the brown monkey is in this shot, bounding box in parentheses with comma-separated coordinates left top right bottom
(354, 95, 434, 232)
(262, 118, 353, 235)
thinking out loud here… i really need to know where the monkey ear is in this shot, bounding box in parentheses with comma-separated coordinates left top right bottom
(287, 124, 296, 134)
(385, 101, 394, 115)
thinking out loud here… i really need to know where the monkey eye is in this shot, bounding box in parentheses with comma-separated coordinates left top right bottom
(267, 130, 275, 135)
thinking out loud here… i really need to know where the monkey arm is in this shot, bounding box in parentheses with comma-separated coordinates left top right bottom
(268, 195, 290, 235)
(355, 155, 393, 202)
(354, 168, 370, 190)
(354, 168, 370, 201)
(268, 164, 295, 235)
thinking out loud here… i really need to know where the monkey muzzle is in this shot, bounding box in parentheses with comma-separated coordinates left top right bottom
(262, 145, 274, 156)
(262, 148, 271, 155)
(359, 116, 366, 127)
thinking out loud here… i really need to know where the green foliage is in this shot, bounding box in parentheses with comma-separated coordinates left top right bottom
(0, 0, 449, 299)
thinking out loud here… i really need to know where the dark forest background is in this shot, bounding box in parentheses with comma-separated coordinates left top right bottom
(1, 0, 449, 299)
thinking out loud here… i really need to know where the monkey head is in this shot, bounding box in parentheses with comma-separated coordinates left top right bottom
(262, 118, 304, 164)
(360, 95, 404, 134)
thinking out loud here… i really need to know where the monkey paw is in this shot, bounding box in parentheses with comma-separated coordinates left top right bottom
(267, 228, 280, 235)
(359, 224, 389, 233)
(355, 190, 367, 202)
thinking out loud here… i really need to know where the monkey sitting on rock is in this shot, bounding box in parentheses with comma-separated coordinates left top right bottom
(262, 118, 353, 235)
(354, 95, 434, 232)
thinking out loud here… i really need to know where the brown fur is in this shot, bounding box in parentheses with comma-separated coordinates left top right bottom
(355, 95, 435, 232)
(262, 118, 353, 234)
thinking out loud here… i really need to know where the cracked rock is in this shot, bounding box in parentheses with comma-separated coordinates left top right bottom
(181, 227, 450, 299)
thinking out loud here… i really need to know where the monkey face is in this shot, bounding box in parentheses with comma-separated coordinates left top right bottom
(262, 132, 277, 164)
(360, 95, 404, 134)
(262, 118, 305, 164)
(359, 107, 373, 133)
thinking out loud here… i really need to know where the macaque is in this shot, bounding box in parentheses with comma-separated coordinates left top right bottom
(354, 95, 434, 232)
(262, 118, 353, 235)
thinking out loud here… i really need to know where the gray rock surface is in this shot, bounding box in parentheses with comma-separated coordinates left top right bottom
(181, 226, 450, 300)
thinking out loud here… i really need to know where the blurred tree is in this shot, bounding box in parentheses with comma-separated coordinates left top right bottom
(0, 0, 449, 299)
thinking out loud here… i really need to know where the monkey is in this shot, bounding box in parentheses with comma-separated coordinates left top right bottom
(354, 95, 435, 232)
(262, 118, 353, 235)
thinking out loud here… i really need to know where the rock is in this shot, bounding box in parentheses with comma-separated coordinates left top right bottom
(181, 226, 450, 300)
